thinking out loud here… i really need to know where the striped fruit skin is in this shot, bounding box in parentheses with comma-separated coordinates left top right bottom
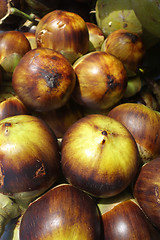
(72, 51, 128, 110)
(35, 10, 89, 64)
(19, 183, 102, 240)
(108, 102, 160, 163)
(134, 157, 160, 231)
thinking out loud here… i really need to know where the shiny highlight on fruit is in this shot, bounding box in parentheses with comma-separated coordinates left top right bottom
(72, 51, 128, 110)
(134, 157, 160, 230)
(61, 114, 140, 198)
(0, 31, 31, 79)
(19, 183, 102, 240)
(35, 10, 89, 63)
(0, 114, 60, 208)
(101, 29, 145, 75)
(108, 103, 160, 163)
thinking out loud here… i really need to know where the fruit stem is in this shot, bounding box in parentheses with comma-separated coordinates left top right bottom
(10, 7, 39, 24)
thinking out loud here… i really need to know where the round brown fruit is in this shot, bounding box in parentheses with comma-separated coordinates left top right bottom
(0, 30, 31, 79)
(35, 10, 89, 63)
(101, 29, 145, 75)
(134, 157, 160, 230)
(19, 183, 102, 240)
(12, 48, 76, 112)
(0, 96, 29, 121)
(61, 114, 140, 198)
(0, 114, 60, 207)
(108, 102, 160, 163)
(98, 190, 160, 239)
(72, 51, 128, 110)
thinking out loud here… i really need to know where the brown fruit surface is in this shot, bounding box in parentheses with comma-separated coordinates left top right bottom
(101, 29, 145, 75)
(108, 103, 160, 162)
(0, 30, 31, 78)
(19, 183, 102, 240)
(0, 30, 31, 60)
(0, 96, 29, 120)
(35, 10, 89, 63)
(12, 48, 76, 112)
(72, 51, 128, 110)
(99, 198, 160, 239)
(134, 157, 160, 230)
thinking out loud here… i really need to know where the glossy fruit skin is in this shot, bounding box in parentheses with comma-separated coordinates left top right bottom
(0, 114, 60, 198)
(0, 31, 31, 60)
(19, 183, 102, 240)
(0, 96, 29, 120)
(72, 51, 128, 110)
(99, 198, 160, 240)
(101, 29, 145, 75)
(134, 157, 160, 230)
(12, 48, 76, 112)
(108, 103, 160, 163)
(0, 31, 31, 78)
(23, 32, 37, 49)
(61, 114, 140, 198)
(35, 10, 89, 63)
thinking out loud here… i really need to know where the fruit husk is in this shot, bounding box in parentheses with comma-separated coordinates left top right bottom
(0, 193, 21, 237)
(131, 0, 160, 38)
(95, 0, 159, 49)
(95, 0, 143, 37)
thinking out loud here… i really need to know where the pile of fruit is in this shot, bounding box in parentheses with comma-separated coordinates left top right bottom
(0, 0, 160, 239)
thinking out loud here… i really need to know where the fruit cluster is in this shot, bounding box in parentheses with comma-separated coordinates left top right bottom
(0, 0, 160, 239)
